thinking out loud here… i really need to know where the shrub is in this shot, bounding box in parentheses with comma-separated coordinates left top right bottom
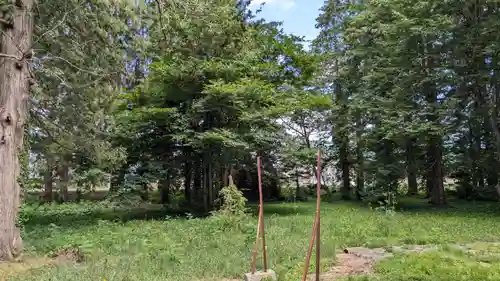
(216, 183, 247, 216)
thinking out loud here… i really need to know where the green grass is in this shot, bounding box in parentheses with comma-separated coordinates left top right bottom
(10, 198, 500, 281)
(348, 243, 500, 281)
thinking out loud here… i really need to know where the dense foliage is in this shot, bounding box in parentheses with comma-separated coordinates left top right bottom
(1, 0, 500, 261)
(21, 0, 500, 208)
(313, 0, 500, 204)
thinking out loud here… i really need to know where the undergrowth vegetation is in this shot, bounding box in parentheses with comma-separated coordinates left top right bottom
(9, 198, 500, 281)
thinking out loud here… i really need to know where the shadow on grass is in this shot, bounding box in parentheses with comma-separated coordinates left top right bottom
(22, 195, 500, 231)
(22, 201, 312, 231)
(397, 197, 500, 216)
(333, 196, 500, 217)
(21, 204, 209, 229)
(246, 201, 314, 217)
(248, 196, 500, 219)
(25, 190, 109, 202)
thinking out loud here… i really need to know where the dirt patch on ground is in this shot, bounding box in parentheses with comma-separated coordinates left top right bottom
(0, 247, 85, 281)
(0, 257, 54, 281)
(309, 243, 500, 280)
(309, 245, 444, 280)
(309, 247, 394, 280)
(50, 247, 85, 263)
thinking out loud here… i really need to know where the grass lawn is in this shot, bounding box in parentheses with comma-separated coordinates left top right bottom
(8, 198, 500, 281)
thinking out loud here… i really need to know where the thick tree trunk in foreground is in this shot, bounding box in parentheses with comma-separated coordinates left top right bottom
(0, 0, 34, 261)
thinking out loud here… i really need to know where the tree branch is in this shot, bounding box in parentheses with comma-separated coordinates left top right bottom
(0, 53, 21, 60)
(0, 18, 13, 28)
(40, 55, 104, 75)
(28, 2, 83, 57)
(279, 117, 307, 138)
(154, 0, 169, 43)
(28, 109, 75, 153)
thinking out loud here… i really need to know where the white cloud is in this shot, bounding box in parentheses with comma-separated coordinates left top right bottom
(249, 0, 296, 10)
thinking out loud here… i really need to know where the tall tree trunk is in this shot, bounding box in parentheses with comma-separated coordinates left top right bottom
(424, 172, 431, 199)
(0, 0, 33, 260)
(339, 138, 350, 199)
(480, 75, 497, 194)
(471, 94, 485, 191)
(159, 169, 170, 204)
(202, 158, 208, 211)
(381, 139, 398, 193)
(295, 167, 300, 199)
(57, 163, 70, 202)
(485, 140, 498, 192)
(184, 159, 192, 205)
(406, 138, 418, 196)
(355, 112, 364, 199)
(454, 65, 471, 200)
(423, 37, 446, 205)
(43, 156, 54, 202)
(208, 161, 213, 207)
(456, 135, 473, 199)
(423, 56, 445, 204)
(490, 63, 500, 199)
(260, 153, 280, 199)
(193, 158, 202, 206)
(110, 165, 126, 192)
(427, 138, 446, 205)
(213, 162, 223, 202)
(223, 165, 229, 187)
(333, 42, 350, 199)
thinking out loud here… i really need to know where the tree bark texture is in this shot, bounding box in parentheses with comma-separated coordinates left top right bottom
(0, 0, 34, 261)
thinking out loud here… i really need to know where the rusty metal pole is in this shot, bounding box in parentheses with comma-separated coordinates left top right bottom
(250, 156, 269, 274)
(315, 151, 321, 281)
(301, 214, 318, 281)
(257, 156, 269, 272)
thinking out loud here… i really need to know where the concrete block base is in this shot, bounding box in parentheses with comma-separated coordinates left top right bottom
(244, 270, 277, 281)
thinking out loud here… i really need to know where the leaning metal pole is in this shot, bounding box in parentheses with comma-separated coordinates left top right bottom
(251, 156, 268, 273)
(301, 151, 321, 281)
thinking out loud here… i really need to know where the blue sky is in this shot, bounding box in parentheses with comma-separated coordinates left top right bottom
(249, 0, 324, 48)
